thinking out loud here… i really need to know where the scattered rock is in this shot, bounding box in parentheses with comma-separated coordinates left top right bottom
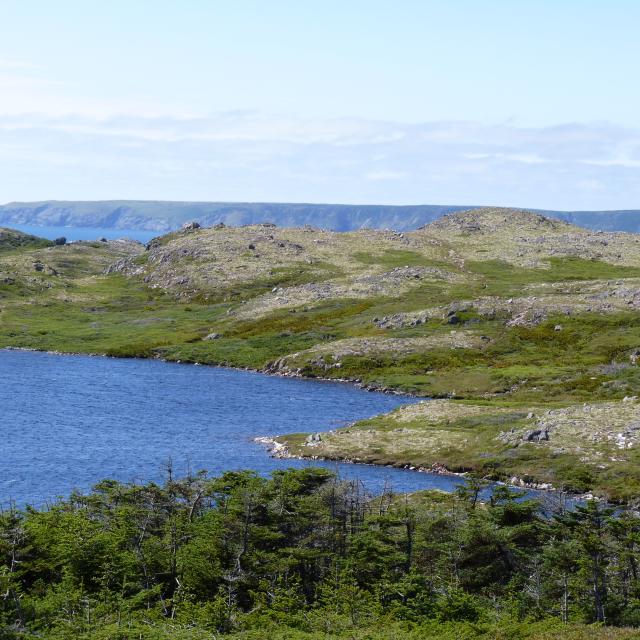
(523, 428, 549, 443)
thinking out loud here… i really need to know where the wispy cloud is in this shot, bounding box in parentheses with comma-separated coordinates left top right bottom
(0, 113, 639, 209)
(0, 58, 40, 70)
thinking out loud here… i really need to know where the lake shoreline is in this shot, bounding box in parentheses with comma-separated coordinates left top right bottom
(1, 348, 424, 506)
(252, 434, 587, 501)
(0, 346, 590, 502)
(0, 345, 419, 397)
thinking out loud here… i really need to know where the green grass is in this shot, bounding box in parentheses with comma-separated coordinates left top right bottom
(160, 333, 329, 368)
(280, 397, 640, 502)
(353, 249, 451, 269)
(0, 227, 53, 252)
(465, 257, 640, 298)
(4, 235, 640, 500)
(0, 275, 225, 357)
(203, 262, 343, 304)
(263, 310, 640, 400)
(4, 263, 640, 403)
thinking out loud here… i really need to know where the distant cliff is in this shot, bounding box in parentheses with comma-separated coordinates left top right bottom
(0, 200, 639, 232)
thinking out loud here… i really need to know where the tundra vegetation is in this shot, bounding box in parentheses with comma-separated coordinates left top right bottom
(4, 209, 640, 636)
(3, 469, 640, 639)
(3, 209, 640, 499)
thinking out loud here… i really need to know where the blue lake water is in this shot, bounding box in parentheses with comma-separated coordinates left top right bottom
(0, 350, 486, 507)
(6, 224, 159, 244)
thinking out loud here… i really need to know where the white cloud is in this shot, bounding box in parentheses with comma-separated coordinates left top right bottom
(583, 157, 640, 169)
(0, 58, 40, 70)
(0, 113, 639, 209)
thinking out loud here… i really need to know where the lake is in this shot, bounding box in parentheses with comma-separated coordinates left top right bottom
(0, 350, 480, 507)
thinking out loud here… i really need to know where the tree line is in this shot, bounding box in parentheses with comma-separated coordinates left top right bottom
(2, 468, 640, 639)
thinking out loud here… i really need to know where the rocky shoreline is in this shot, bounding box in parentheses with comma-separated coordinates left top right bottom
(0, 345, 418, 397)
(252, 435, 580, 498)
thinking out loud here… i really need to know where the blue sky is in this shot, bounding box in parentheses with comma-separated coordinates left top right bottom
(1, 1, 639, 208)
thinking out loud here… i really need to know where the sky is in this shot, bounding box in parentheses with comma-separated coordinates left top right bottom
(1, 0, 639, 209)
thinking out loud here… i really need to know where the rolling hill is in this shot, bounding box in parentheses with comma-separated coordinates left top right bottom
(4, 206, 640, 500)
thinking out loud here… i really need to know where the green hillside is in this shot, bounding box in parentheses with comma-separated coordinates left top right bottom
(0, 227, 52, 252)
(3, 207, 640, 499)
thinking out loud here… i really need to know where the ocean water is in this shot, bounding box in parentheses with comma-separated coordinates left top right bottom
(1, 350, 486, 507)
(6, 223, 160, 243)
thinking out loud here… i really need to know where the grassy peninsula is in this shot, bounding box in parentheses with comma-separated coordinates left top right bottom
(3, 208, 640, 499)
